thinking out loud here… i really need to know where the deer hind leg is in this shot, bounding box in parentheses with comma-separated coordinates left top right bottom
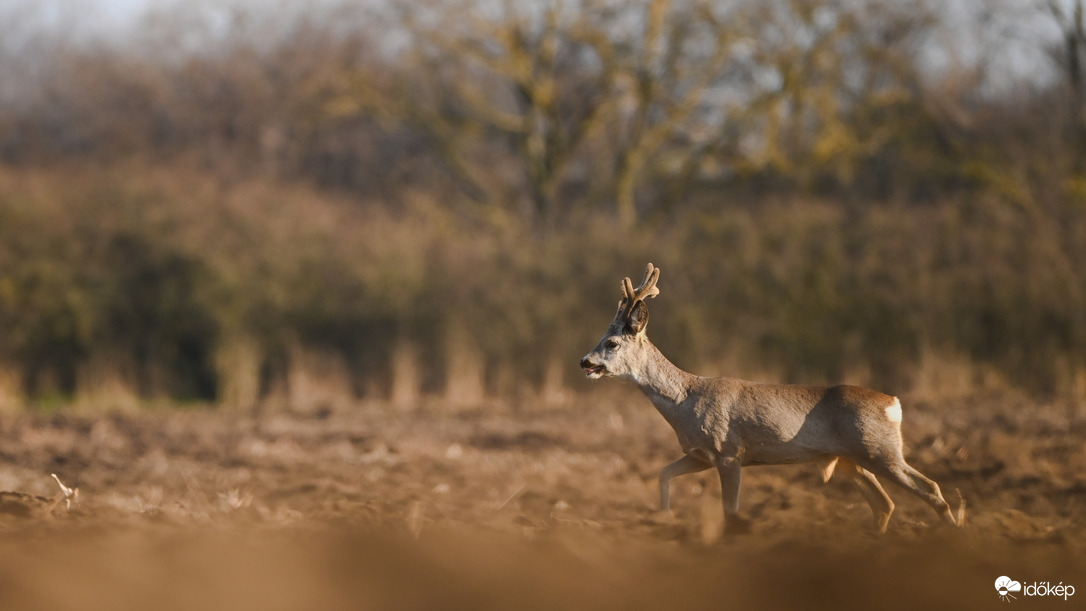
(835, 458, 894, 533)
(658, 454, 711, 511)
(874, 460, 958, 527)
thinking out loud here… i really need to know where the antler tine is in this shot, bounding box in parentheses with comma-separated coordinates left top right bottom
(619, 263, 661, 319)
(633, 263, 660, 301)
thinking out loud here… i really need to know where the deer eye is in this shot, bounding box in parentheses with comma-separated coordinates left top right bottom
(605, 339, 619, 350)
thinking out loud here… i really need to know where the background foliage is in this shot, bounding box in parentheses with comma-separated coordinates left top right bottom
(2, 0, 1086, 409)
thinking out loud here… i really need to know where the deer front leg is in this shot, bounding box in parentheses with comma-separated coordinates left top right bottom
(658, 454, 711, 511)
(716, 456, 751, 534)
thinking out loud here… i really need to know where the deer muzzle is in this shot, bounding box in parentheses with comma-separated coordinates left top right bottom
(580, 357, 606, 378)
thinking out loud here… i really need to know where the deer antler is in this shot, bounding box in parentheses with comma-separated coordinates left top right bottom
(619, 263, 661, 319)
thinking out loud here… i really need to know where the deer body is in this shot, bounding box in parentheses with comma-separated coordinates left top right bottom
(581, 264, 960, 533)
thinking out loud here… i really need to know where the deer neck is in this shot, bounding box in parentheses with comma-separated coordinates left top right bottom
(621, 337, 695, 414)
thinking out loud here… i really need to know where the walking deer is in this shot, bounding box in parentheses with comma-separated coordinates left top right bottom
(580, 263, 962, 534)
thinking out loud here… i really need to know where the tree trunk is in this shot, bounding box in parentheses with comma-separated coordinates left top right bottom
(0, 363, 24, 413)
(390, 338, 422, 410)
(215, 335, 261, 411)
(443, 317, 485, 408)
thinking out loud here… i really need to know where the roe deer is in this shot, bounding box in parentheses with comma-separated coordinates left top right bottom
(580, 263, 962, 534)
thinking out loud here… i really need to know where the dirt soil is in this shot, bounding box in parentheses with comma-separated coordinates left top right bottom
(1, 390, 1083, 610)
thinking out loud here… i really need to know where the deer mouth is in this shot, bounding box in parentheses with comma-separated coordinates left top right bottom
(582, 362, 607, 378)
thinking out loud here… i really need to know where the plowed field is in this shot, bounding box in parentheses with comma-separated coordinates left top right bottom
(1, 391, 1082, 609)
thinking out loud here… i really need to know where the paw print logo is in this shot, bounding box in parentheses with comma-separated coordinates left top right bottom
(995, 576, 1022, 602)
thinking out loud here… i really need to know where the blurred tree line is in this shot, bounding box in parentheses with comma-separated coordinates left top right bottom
(1, 0, 1086, 410)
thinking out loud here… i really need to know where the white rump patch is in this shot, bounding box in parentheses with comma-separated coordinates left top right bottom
(884, 397, 903, 423)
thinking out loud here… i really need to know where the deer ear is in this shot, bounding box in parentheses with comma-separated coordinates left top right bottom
(625, 301, 650, 335)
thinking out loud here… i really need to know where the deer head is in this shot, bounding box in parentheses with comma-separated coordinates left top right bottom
(580, 263, 660, 379)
